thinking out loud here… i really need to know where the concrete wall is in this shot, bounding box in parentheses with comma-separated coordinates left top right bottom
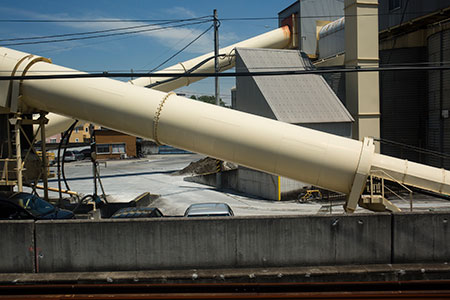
(1, 213, 449, 273)
(237, 167, 279, 200)
(185, 168, 280, 200)
(392, 212, 450, 263)
(0, 221, 35, 273)
(33, 214, 390, 272)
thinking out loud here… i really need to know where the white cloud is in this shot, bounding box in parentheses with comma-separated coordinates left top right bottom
(163, 6, 198, 18)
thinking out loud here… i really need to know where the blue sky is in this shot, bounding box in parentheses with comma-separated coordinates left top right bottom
(0, 1, 296, 104)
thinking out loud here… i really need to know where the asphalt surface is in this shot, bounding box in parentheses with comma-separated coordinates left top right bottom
(46, 154, 324, 216)
(42, 154, 450, 217)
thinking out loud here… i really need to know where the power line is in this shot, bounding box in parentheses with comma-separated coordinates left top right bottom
(0, 20, 211, 47)
(221, 10, 449, 20)
(0, 19, 201, 42)
(374, 138, 450, 160)
(0, 9, 445, 24)
(0, 16, 212, 23)
(2, 65, 450, 81)
(139, 21, 207, 70)
(6, 60, 450, 73)
(385, 0, 410, 65)
(149, 24, 213, 73)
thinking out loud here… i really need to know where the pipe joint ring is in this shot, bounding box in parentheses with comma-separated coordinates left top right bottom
(178, 62, 190, 86)
(19, 57, 52, 96)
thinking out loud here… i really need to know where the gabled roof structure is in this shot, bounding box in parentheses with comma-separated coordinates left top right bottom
(235, 48, 353, 124)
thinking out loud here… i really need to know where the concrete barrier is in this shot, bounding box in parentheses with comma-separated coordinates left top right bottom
(392, 212, 450, 263)
(35, 214, 391, 272)
(233, 214, 391, 267)
(3, 212, 448, 273)
(0, 221, 35, 273)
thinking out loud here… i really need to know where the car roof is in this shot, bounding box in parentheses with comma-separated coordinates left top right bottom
(184, 202, 233, 216)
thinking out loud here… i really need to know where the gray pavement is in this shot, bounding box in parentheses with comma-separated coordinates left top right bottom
(45, 154, 323, 216)
(37, 154, 450, 217)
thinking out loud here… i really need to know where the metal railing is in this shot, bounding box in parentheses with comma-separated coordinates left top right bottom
(0, 158, 17, 186)
(370, 169, 414, 211)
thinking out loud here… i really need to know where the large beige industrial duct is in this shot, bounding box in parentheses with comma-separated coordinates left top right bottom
(42, 26, 291, 138)
(1, 47, 450, 212)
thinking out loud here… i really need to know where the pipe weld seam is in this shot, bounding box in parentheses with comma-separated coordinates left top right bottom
(153, 92, 176, 145)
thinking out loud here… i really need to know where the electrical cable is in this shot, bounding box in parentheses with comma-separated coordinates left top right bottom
(149, 24, 213, 73)
(0, 10, 443, 23)
(374, 137, 450, 160)
(220, 10, 450, 20)
(0, 19, 211, 47)
(56, 120, 78, 201)
(10, 60, 447, 73)
(0, 16, 212, 23)
(139, 21, 207, 70)
(3, 65, 450, 81)
(385, 0, 410, 65)
(146, 53, 227, 89)
(0, 19, 201, 42)
(61, 126, 76, 192)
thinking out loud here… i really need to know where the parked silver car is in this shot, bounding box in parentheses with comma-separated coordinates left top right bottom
(63, 151, 77, 162)
(184, 202, 234, 217)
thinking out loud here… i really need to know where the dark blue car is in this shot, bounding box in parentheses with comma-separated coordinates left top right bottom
(0, 192, 74, 220)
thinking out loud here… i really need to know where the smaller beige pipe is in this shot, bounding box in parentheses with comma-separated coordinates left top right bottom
(371, 153, 450, 196)
(129, 26, 291, 91)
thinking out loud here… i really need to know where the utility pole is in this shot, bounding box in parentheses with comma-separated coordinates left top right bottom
(213, 9, 222, 189)
(214, 9, 220, 106)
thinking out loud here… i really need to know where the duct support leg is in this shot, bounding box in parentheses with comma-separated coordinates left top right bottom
(344, 137, 375, 213)
(39, 113, 48, 201)
(14, 117, 23, 192)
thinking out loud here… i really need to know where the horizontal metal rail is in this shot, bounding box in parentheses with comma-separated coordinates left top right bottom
(1, 280, 450, 299)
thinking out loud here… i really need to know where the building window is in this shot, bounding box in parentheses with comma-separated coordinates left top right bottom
(85, 127, 89, 132)
(389, 0, 401, 10)
(111, 143, 126, 154)
(50, 138, 57, 143)
(97, 144, 110, 154)
(75, 138, 79, 142)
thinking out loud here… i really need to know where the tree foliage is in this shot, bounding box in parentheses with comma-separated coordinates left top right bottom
(190, 95, 226, 106)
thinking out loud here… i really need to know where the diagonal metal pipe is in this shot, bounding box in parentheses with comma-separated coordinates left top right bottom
(40, 26, 292, 138)
(1, 46, 450, 212)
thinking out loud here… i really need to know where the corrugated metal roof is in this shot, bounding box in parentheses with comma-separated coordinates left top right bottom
(235, 48, 353, 124)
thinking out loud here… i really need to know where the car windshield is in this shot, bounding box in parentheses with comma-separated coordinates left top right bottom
(13, 194, 55, 216)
